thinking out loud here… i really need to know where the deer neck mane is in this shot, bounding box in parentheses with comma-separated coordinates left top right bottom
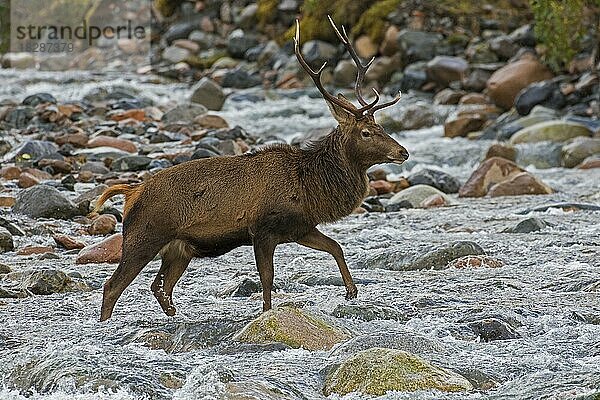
(298, 127, 369, 223)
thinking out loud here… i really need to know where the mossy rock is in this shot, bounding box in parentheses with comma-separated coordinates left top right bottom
(234, 306, 350, 351)
(324, 347, 473, 396)
(509, 120, 592, 144)
(256, 0, 279, 28)
(154, 0, 183, 17)
(352, 0, 401, 43)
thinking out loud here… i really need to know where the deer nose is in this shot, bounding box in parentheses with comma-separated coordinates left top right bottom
(397, 146, 409, 161)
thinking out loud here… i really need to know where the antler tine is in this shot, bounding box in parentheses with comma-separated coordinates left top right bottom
(327, 15, 374, 107)
(294, 19, 363, 117)
(368, 90, 403, 115)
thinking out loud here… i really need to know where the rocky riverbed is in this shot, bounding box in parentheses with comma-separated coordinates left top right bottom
(0, 68, 599, 399)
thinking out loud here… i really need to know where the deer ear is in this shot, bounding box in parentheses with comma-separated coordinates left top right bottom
(326, 94, 357, 124)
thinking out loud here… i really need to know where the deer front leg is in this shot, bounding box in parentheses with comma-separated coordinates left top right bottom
(297, 228, 358, 300)
(253, 236, 277, 311)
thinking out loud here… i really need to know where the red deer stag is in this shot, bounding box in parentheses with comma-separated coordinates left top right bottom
(93, 16, 408, 321)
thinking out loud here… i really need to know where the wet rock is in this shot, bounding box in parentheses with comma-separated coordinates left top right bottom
(517, 202, 600, 214)
(330, 330, 446, 358)
(17, 246, 54, 256)
(4, 106, 35, 129)
(485, 143, 517, 161)
(191, 148, 219, 159)
(3, 140, 59, 163)
(332, 303, 410, 322)
(234, 306, 349, 351)
(227, 29, 259, 59)
(397, 30, 443, 62)
(433, 88, 465, 105)
(22, 93, 57, 106)
(465, 42, 498, 64)
(365, 56, 396, 85)
(0, 166, 21, 180)
(410, 241, 485, 270)
(467, 319, 521, 342)
(0, 228, 14, 253)
(161, 103, 207, 124)
(488, 35, 518, 59)
(354, 35, 378, 59)
(380, 102, 445, 131)
(0, 217, 24, 236)
(509, 24, 536, 47)
(561, 138, 600, 168)
(300, 40, 337, 69)
(514, 81, 563, 116)
(194, 114, 229, 129)
(323, 348, 473, 396)
(578, 156, 600, 169)
(462, 68, 492, 92)
(190, 77, 226, 111)
(76, 233, 122, 264)
(0, 263, 12, 274)
(221, 68, 262, 89)
(0, 196, 16, 207)
(426, 56, 468, 87)
(516, 141, 562, 169)
(18, 269, 89, 295)
(448, 255, 504, 268)
(389, 185, 454, 208)
(444, 112, 487, 138)
(507, 217, 548, 233)
(487, 58, 553, 109)
(162, 46, 190, 64)
(87, 136, 137, 153)
(420, 194, 447, 208)
(221, 278, 261, 297)
(369, 180, 393, 195)
(333, 60, 357, 87)
(398, 61, 428, 91)
(487, 172, 553, 197)
(18, 172, 40, 188)
(407, 169, 460, 194)
(13, 185, 79, 219)
(111, 155, 152, 172)
(88, 214, 117, 235)
(53, 234, 86, 250)
(459, 157, 525, 197)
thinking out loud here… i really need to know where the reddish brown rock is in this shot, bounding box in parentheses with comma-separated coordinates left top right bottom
(88, 214, 117, 235)
(76, 233, 122, 264)
(23, 168, 52, 180)
(380, 25, 400, 56)
(426, 56, 468, 86)
(18, 172, 40, 188)
(109, 109, 146, 122)
(448, 255, 504, 268)
(369, 180, 394, 195)
(53, 234, 86, 250)
(459, 157, 525, 197)
(420, 194, 446, 208)
(391, 178, 410, 192)
(444, 114, 487, 138)
(0, 196, 16, 207)
(354, 35, 378, 59)
(487, 172, 553, 197)
(17, 246, 54, 255)
(87, 136, 137, 153)
(38, 159, 72, 174)
(578, 158, 600, 169)
(0, 166, 21, 180)
(485, 143, 517, 161)
(459, 93, 489, 105)
(194, 114, 229, 129)
(55, 132, 89, 147)
(487, 58, 553, 109)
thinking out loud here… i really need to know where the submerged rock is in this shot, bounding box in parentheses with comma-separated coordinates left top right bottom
(14, 269, 90, 294)
(561, 137, 600, 168)
(323, 348, 473, 396)
(332, 302, 411, 322)
(507, 217, 548, 233)
(190, 77, 226, 111)
(234, 306, 349, 351)
(13, 185, 79, 219)
(0, 228, 14, 253)
(409, 241, 485, 270)
(448, 255, 504, 268)
(467, 318, 521, 342)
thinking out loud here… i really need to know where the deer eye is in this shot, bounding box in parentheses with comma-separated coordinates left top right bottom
(361, 129, 371, 138)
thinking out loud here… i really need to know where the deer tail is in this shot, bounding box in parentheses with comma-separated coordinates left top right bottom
(90, 183, 142, 217)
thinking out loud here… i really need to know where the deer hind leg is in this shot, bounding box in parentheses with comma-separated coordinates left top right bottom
(297, 227, 358, 300)
(151, 240, 194, 316)
(100, 231, 166, 322)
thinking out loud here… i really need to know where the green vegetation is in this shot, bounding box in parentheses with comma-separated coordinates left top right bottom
(154, 0, 183, 18)
(352, 0, 401, 42)
(530, 0, 600, 71)
(256, 0, 278, 28)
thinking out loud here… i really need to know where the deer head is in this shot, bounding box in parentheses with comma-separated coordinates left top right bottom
(295, 16, 409, 168)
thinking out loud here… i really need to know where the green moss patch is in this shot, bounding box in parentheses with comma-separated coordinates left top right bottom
(324, 347, 473, 396)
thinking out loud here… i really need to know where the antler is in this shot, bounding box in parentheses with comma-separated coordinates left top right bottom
(294, 20, 379, 118)
(327, 16, 374, 107)
(294, 18, 400, 117)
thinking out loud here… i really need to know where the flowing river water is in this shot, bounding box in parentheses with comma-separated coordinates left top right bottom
(0, 70, 599, 400)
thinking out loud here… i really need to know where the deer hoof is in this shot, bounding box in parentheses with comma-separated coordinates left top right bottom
(165, 305, 177, 316)
(345, 286, 358, 300)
